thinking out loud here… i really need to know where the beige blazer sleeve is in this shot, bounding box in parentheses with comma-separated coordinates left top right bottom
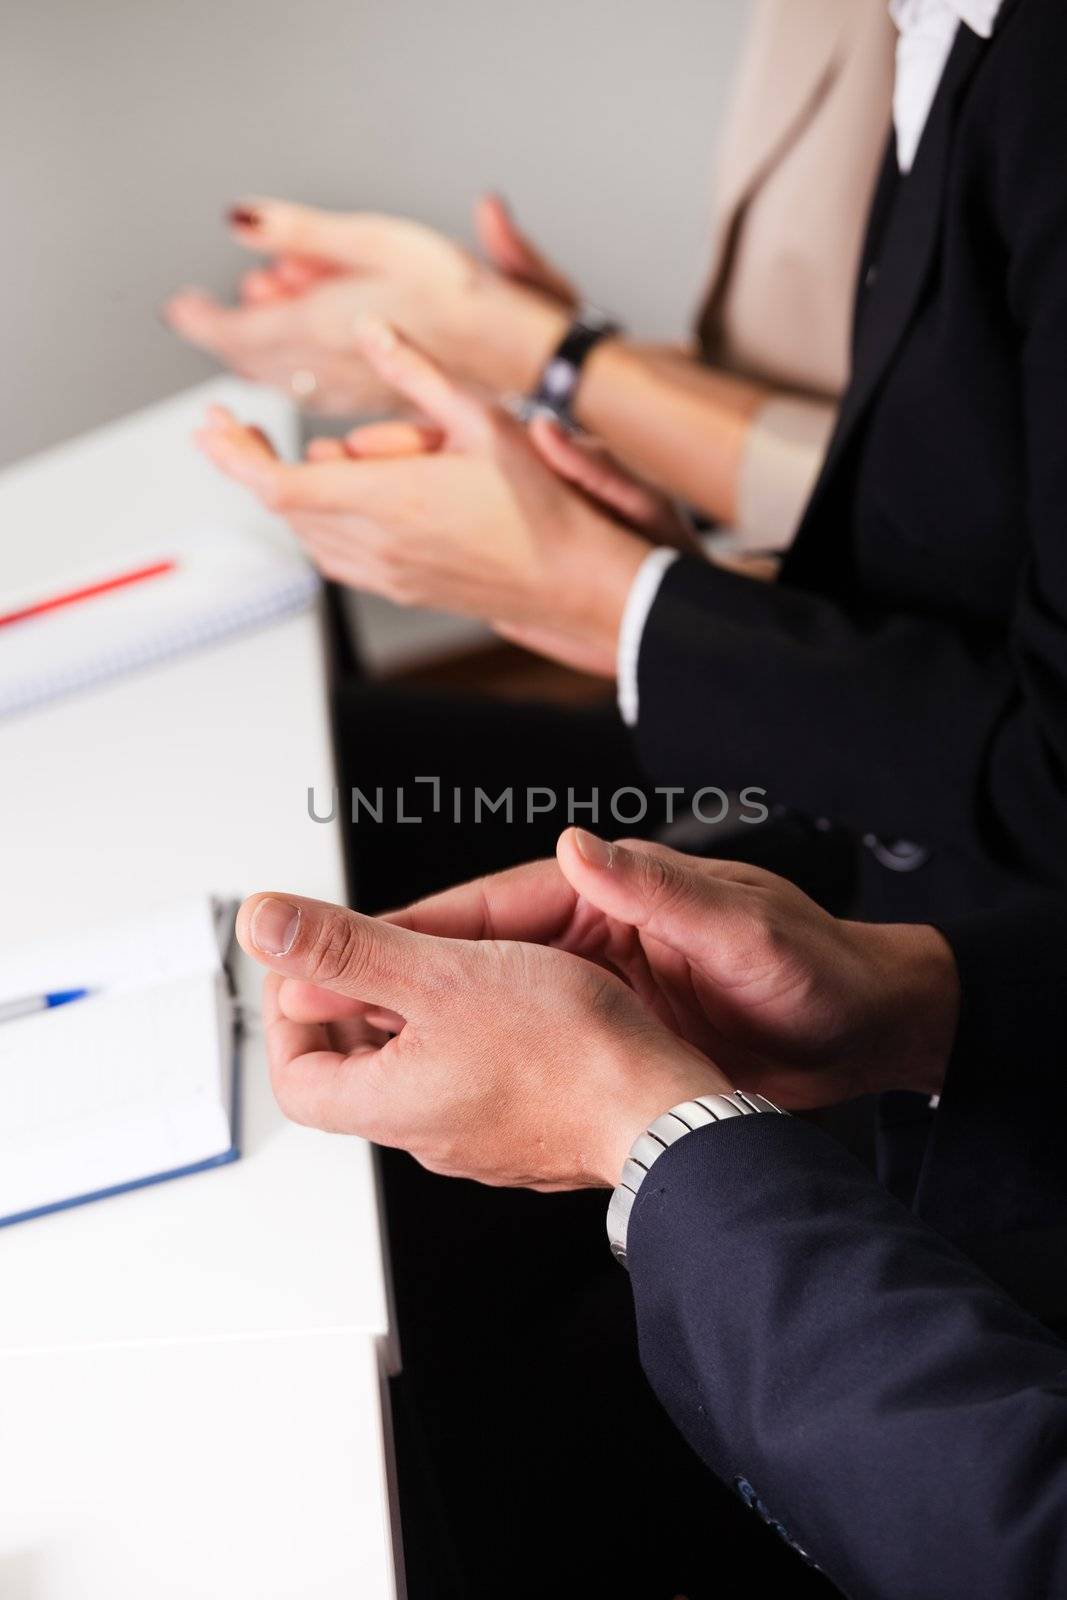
(697, 0, 896, 549)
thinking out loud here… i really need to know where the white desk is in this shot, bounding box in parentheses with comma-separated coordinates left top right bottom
(0, 382, 401, 1598)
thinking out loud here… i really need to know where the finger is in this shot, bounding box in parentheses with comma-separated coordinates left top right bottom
(261, 968, 340, 1075)
(529, 417, 636, 505)
(529, 416, 682, 539)
(162, 289, 237, 351)
(275, 254, 341, 291)
(164, 288, 292, 354)
(353, 319, 488, 442)
(276, 976, 373, 1023)
(267, 1035, 387, 1136)
(247, 424, 276, 454)
(385, 857, 576, 944)
(473, 193, 576, 303)
(226, 199, 404, 272)
(240, 257, 338, 305)
(305, 436, 348, 462)
(194, 413, 282, 493)
(239, 267, 286, 305)
(204, 441, 443, 517)
(342, 419, 445, 459)
(250, 456, 410, 514)
(555, 829, 760, 951)
(196, 407, 279, 460)
(275, 978, 401, 1056)
(237, 892, 458, 1015)
(262, 964, 391, 1140)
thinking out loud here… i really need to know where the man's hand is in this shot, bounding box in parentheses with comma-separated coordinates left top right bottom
(194, 321, 656, 676)
(235, 890, 730, 1189)
(387, 830, 962, 1110)
(163, 195, 569, 411)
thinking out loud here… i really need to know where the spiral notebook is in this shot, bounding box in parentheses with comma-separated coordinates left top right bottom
(0, 898, 241, 1228)
(0, 523, 319, 719)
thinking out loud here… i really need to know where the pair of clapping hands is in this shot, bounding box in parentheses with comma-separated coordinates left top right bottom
(236, 829, 960, 1190)
(172, 198, 698, 675)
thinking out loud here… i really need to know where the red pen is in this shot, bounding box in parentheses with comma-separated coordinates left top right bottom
(0, 559, 177, 629)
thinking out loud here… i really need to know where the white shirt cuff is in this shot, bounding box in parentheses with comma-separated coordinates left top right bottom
(616, 547, 680, 727)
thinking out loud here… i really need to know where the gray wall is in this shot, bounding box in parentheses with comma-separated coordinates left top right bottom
(2, 1, 748, 468)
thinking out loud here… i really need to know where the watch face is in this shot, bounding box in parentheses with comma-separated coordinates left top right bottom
(543, 357, 575, 398)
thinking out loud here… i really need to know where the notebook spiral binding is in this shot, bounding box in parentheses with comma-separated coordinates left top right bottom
(1, 571, 320, 720)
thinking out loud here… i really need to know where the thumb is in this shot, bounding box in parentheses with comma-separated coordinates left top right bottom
(528, 416, 691, 545)
(555, 829, 743, 950)
(353, 318, 489, 443)
(473, 193, 577, 304)
(237, 892, 453, 1016)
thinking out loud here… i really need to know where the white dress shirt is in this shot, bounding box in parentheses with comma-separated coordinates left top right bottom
(890, 0, 1002, 171)
(617, 0, 1005, 726)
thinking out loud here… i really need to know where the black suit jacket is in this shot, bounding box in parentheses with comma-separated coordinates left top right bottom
(915, 892, 1067, 1318)
(628, 898, 1067, 1598)
(636, 0, 1067, 918)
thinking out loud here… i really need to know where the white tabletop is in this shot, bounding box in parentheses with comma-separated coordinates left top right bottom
(0, 1335, 400, 1600)
(0, 381, 399, 1597)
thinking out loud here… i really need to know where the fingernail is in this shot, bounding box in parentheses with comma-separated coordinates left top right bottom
(227, 204, 261, 230)
(574, 829, 613, 868)
(250, 897, 300, 955)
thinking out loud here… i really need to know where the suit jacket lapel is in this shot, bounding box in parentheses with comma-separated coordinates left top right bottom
(847, 27, 987, 434)
(698, 0, 849, 338)
(715, 0, 848, 224)
(784, 22, 990, 583)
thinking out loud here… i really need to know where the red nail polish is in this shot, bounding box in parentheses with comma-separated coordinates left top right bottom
(227, 205, 260, 230)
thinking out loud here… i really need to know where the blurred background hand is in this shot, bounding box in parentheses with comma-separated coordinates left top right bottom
(193, 321, 659, 675)
(163, 194, 572, 415)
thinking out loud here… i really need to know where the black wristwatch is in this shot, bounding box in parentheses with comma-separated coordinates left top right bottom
(520, 304, 621, 428)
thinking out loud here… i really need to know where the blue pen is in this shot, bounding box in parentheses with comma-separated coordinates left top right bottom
(0, 989, 93, 1025)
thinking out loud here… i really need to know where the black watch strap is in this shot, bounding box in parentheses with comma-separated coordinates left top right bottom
(522, 305, 621, 427)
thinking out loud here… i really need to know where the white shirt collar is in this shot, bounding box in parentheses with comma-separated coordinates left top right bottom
(889, 0, 1004, 170)
(890, 0, 1003, 40)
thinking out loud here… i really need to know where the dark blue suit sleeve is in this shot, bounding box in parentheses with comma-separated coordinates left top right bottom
(628, 1115, 1067, 1600)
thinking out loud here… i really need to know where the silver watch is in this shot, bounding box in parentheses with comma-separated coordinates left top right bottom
(606, 1091, 784, 1267)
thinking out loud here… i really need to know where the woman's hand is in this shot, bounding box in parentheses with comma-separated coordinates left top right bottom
(301, 403, 702, 669)
(305, 409, 696, 548)
(236, 195, 578, 312)
(164, 195, 571, 413)
(235, 888, 731, 1190)
(385, 829, 962, 1111)
(194, 321, 659, 676)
